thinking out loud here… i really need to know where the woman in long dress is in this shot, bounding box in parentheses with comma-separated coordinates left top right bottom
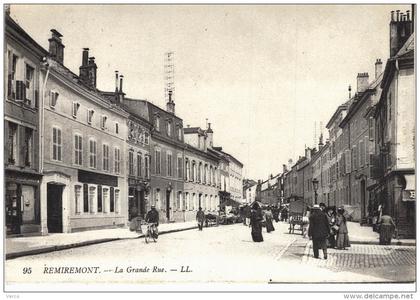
(336, 207, 350, 249)
(326, 207, 336, 248)
(250, 203, 264, 242)
(265, 208, 275, 233)
(379, 214, 396, 245)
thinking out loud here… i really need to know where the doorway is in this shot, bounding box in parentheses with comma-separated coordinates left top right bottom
(139, 190, 146, 218)
(166, 190, 171, 220)
(47, 183, 63, 233)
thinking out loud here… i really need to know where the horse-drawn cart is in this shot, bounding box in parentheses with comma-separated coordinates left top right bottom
(288, 199, 307, 235)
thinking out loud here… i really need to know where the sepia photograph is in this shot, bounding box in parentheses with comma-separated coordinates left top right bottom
(2, 2, 416, 295)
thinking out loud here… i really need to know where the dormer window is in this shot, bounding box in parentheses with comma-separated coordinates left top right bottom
(155, 116, 160, 131)
(101, 115, 108, 130)
(87, 109, 94, 124)
(72, 102, 80, 118)
(167, 121, 172, 137)
(50, 91, 59, 108)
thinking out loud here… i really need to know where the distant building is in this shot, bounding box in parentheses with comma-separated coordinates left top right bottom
(243, 179, 258, 204)
(183, 124, 220, 220)
(257, 174, 282, 206)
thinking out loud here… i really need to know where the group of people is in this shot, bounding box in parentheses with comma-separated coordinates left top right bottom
(249, 202, 278, 242)
(308, 203, 350, 259)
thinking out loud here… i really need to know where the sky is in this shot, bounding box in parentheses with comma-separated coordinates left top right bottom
(10, 4, 411, 181)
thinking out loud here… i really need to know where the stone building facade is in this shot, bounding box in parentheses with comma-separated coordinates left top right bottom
(5, 14, 46, 235)
(41, 37, 129, 233)
(147, 99, 185, 223)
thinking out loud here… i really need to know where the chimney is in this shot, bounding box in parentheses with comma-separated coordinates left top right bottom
(118, 75, 125, 103)
(305, 147, 312, 160)
(375, 59, 383, 79)
(390, 9, 413, 57)
(356, 72, 369, 94)
(115, 71, 119, 93)
(206, 123, 214, 147)
(282, 164, 287, 173)
(79, 49, 97, 89)
(318, 134, 324, 150)
(48, 29, 65, 64)
(166, 90, 175, 114)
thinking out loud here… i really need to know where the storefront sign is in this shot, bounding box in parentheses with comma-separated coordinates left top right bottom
(78, 170, 118, 187)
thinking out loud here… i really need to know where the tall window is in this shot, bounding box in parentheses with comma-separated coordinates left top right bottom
(8, 122, 17, 164)
(129, 150, 134, 176)
(167, 152, 173, 177)
(177, 156, 183, 178)
(167, 121, 172, 136)
(114, 147, 121, 174)
(50, 91, 59, 108)
(145, 155, 150, 179)
(101, 115, 107, 130)
(25, 64, 35, 104)
(115, 122, 119, 134)
(204, 164, 208, 184)
(74, 134, 83, 166)
(137, 152, 142, 177)
(72, 102, 80, 118)
(87, 109, 94, 124)
(7, 51, 18, 99)
(52, 127, 62, 161)
(89, 139, 97, 168)
(145, 132, 149, 145)
(155, 149, 161, 175)
(24, 128, 33, 167)
(103, 144, 110, 171)
(198, 162, 202, 183)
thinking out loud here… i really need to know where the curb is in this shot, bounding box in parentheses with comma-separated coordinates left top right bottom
(350, 240, 416, 246)
(6, 225, 198, 260)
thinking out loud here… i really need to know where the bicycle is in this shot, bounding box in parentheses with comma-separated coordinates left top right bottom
(144, 222, 158, 244)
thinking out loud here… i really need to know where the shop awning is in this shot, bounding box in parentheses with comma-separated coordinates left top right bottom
(402, 175, 416, 202)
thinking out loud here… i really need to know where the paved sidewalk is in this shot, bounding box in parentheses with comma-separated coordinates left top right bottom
(346, 221, 415, 246)
(6, 221, 198, 259)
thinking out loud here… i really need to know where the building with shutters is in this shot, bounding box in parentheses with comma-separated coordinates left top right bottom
(5, 13, 47, 235)
(183, 124, 220, 220)
(339, 62, 384, 222)
(371, 11, 414, 238)
(39, 32, 129, 233)
(146, 97, 185, 223)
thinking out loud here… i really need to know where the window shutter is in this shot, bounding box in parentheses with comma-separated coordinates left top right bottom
(345, 149, 351, 173)
(34, 90, 39, 108)
(15, 80, 24, 101)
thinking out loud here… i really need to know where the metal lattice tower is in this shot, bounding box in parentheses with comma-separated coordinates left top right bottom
(164, 52, 175, 102)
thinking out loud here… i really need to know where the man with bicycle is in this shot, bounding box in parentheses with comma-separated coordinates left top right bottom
(145, 205, 159, 239)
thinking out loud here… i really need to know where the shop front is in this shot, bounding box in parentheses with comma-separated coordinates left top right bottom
(128, 178, 150, 221)
(5, 170, 42, 236)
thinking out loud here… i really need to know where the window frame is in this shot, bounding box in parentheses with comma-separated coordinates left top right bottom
(89, 138, 97, 169)
(52, 126, 62, 162)
(74, 133, 83, 166)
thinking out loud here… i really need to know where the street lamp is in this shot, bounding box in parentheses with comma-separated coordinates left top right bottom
(312, 178, 319, 205)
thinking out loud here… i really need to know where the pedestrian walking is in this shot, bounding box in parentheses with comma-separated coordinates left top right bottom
(265, 208, 275, 233)
(326, 207, 337, 248)
(336, 207, 350, 250)
(245, 205, 252, 226)
(250, 202, 264, 242)
(308, 204, 329, 259)
(273, 205, 280, 223)
(378, 213, 396, 245)
(196, 207, 205, 231)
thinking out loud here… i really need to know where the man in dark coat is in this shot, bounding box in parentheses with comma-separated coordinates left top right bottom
(145, 205, 159, 238)
(308, 204, 330, 259)
(196, 207, 205, 231)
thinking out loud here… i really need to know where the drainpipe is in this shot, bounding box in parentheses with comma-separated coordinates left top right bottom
(40, 59, 50, 174)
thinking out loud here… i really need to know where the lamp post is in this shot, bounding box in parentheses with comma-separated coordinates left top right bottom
(312, 178, 319, 205)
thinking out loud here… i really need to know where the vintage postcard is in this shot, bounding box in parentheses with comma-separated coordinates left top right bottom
(3, 3, 416, 295)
